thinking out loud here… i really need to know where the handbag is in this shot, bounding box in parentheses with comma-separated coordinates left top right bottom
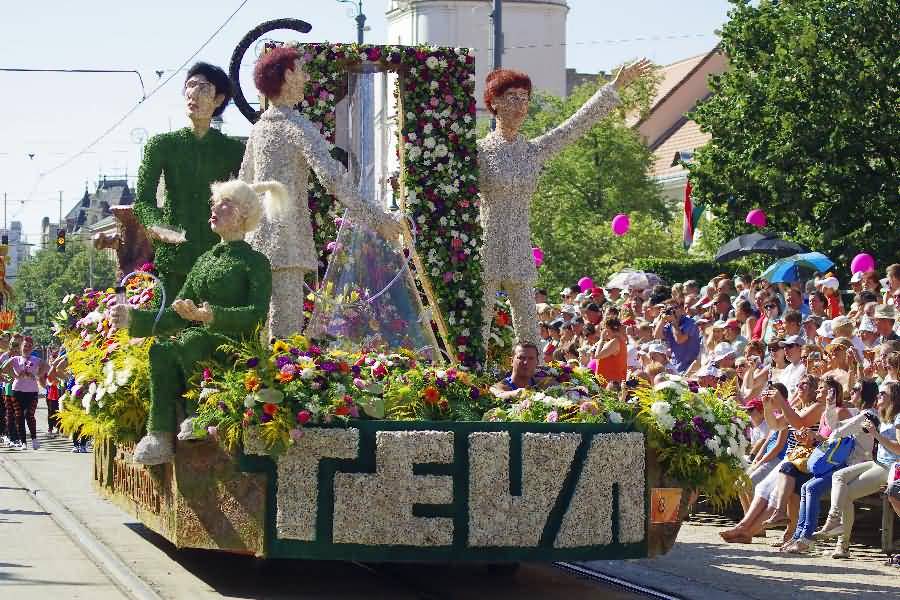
(807, 437, 855, 476)
(786, 445, 813, 473)
(887, 462, 900, 500)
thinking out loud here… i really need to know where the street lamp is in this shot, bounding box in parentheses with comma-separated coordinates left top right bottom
(336, 0, 367, 44)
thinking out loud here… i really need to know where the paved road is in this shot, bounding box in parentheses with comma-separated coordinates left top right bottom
(1, 404, 648, 599)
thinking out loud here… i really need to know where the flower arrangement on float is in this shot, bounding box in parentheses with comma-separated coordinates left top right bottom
(52, 267, 159, 441)
(292, 42, 484, 366)
(485, 376, 750, 507)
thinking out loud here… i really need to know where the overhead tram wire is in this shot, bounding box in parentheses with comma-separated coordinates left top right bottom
(33, 0, 251, 182)
(0, 68, 147, 100)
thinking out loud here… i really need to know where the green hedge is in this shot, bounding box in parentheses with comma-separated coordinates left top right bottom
(630, 258, 753, 286)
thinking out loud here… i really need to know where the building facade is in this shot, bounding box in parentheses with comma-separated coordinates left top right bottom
(386, 0, 569, 114)
(1, 221, 29, 282)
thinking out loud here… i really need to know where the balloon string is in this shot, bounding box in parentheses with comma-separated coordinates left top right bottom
(303, 212, 417, 306)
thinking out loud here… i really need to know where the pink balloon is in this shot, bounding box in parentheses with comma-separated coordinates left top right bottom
(611, 214, 630, 236)
(532, 246, 544, 268)
(578, 277, 594, 293)
(850, 253, 875, 274)
(746, 209, 767, 228)
(587, 359, 598, 372)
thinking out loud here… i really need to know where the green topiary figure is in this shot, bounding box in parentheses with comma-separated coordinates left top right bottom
(133, 62, 245, 304)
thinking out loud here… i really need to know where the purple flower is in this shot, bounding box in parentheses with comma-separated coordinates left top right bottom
(351, 365, 362, 376)
(217, 401, 227, 412)
(546, 410, 559, 423)
(320, 361, 337, 373)
(469, 387, 480, 399)
(246, 357, 259, 368)
(260, 413, 273, 423)
(275, 355, 293, 368)
(289, 347, 301, 356)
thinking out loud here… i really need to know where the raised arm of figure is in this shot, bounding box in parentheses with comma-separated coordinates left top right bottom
(531, 59, 651, 163)
(295, 116, 401, 237)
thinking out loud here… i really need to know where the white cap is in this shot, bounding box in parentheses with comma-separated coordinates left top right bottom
(816, 320, 835, 338)
(697, 364, 722, 378)
(647, 342, 669, 355)
(712, 342, 736, 361)
(858, 317, 877, 333)
(850, 272, 864, 283)
(818, 276, 839, 290)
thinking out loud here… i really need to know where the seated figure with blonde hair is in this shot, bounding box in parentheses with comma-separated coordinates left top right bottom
(109, 180, 288, 465)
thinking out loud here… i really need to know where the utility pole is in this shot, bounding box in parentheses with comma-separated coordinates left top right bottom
(492, 0, 504, 71)
(490, 0, 504, 130)
(3, 192, 6, 231)
(58, 190, 63, 225)
(355, 0, 366, 44)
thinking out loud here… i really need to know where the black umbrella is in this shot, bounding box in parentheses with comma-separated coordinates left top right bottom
(714, 232, 808, 263)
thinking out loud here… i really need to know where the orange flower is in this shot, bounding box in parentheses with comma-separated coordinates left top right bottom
(423, 386, 441, 405)
(337, 361, 350, 374)
(334, 405, 351, 416)
(496, 311, 511, 327)
(276, 371, 294, 384)
(244, 372, 261, 392)
(262, 403, 278, 416)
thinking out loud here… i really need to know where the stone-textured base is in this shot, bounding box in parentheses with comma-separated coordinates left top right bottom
(94, 438, 266, 556)
(94, 421, 686, 560)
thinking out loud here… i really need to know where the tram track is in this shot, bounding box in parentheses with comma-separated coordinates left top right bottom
(555, 562, 684, 599)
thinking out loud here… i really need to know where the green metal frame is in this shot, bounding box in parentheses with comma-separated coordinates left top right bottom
(239, 420, 649, 561)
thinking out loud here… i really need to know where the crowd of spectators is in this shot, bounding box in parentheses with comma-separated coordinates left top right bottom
(532, 263, 900, 561)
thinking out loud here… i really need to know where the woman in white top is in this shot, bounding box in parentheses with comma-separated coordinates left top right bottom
(813, 381, 900, 558)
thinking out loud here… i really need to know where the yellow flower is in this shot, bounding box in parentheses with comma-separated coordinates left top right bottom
(272, 340, 290, 354)
(244, 372, 261, 392)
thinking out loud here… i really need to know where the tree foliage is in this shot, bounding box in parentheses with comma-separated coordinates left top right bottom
(11, 243, 116, 345)
(689, 0, 900, 271)
(513, 72, 688, 292)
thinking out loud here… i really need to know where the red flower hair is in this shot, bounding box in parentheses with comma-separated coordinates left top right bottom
(483, 68, 532, 114)
(253, 46, 301, 98)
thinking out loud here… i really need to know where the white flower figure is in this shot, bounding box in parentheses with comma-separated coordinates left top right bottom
(608, 411, 623, 424)
(650, 401, 671, 417)
(425, 56, 440, 69)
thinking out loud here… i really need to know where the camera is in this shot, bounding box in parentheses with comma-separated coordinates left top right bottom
(863, 412, 881, 427)
(664, 307, 675, 316)
(625, 378, 639, 389)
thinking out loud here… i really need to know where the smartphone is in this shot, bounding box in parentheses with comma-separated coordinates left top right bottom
(863, 412, 881, 426)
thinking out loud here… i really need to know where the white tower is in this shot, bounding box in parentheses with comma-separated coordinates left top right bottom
(386, 0, 569, 115)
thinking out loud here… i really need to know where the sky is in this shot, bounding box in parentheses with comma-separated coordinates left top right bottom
(0, 0, 733, 245)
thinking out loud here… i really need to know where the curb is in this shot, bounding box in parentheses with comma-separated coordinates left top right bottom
(0, 456, 163, 600)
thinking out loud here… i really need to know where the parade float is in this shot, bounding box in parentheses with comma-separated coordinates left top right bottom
(55, 20, 750, 562)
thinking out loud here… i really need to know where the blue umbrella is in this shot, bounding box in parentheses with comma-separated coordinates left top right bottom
(760, 252, 834, 284)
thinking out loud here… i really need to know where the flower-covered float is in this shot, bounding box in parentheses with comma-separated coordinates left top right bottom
(55, 25, 749, 562)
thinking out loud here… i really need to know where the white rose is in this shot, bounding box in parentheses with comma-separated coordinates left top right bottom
(434, 144, 449, 157)
(424, 137, 436, 149)
(608, 411, 624, 424)
(426, 56, 439, 69)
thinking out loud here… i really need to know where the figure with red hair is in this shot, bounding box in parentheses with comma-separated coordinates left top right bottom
(240, 46, 402, 338)
(477, 59, 653, 352)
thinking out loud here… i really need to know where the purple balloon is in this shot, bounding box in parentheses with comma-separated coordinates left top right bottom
(587, 359, 598, 372)
(578, 277, 594, 292)
(850, 253, 875, 274)
(532, 246, 544, 267)
(611, 213, 630, 236)
(746, 209, 767, 228)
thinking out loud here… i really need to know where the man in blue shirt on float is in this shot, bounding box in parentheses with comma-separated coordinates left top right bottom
(653, 299, 701, 374)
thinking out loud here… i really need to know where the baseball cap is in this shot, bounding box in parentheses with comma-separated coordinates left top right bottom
(874, 304, 897, 320)
(817, 276, 839, 290)
(647, 342, 669, 355)
(742, 397, 764, 411)
(782, 334, 803, 347)
(816, 320, 835, 338)
(712, 320, 728, 329)
(858, 316, 877, 333)
(697, 364, 722, 378)
(850, 272, 864, 283)
(725, 318, 741, 330)
(712, 342, 736, 361)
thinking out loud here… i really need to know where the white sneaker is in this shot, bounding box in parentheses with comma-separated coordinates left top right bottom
(71, 446, 81, 453)
(133, 432, 175, 465)
(176, 417, 200, 441)
(31, 439, 40, 450)
(15, 442, 27, 450)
